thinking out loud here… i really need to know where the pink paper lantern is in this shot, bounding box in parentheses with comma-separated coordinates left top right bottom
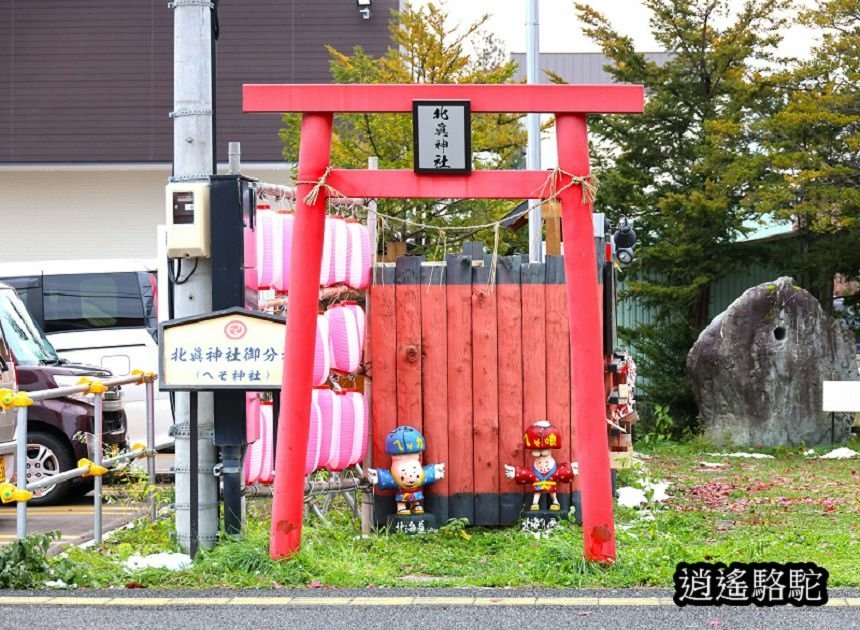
(273, 212, 294, 293)
(313, 388, 340, 471)
(246, 392, 261, 444)
(313, 313, 331, 386)
(342, 301, 366, 356)
(319, 216, 334, 286)
(255, 206, 275, 289)
(244, 399, 263, 485)
(305, 397, 323, 475)
(345, 220, 372, 289)
(243, 220, 258, 292)
(340, 389, 369, 467)
(326, 303, 363, 374)
(329, 216, 349, 286)
(257, 401, 275, 485)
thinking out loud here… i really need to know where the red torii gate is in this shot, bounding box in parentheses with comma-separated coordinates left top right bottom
(243, 83, 644, 563)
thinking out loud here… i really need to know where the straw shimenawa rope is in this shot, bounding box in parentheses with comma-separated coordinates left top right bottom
(297, 166, 598, 290)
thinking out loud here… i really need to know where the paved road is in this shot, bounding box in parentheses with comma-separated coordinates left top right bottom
(0, 498, 148, 547)
(0, 588, 856, 629)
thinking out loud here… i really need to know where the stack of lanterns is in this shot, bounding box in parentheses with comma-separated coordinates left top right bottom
(244, 207, 373, 486)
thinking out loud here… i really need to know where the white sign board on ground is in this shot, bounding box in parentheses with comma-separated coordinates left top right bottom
(822, 381, 860, 412)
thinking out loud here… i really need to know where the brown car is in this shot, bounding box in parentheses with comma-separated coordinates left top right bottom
(0, 283, 127, 505)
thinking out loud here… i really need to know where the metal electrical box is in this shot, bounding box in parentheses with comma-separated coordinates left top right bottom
(165, 182, 211, 258)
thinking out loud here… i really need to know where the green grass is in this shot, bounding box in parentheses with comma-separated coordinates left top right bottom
(42, 436, 860, 589)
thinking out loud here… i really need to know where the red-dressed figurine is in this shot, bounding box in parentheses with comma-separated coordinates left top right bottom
(505, 420, 578, 512)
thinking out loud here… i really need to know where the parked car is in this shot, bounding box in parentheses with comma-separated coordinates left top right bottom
(0, 260, 173, 448)
(0, 317, 19, 489)
(0, 282, 128, 505)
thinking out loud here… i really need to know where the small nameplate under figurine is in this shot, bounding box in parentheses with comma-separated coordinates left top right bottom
(505, 420, 579, 529)
(368, 425, 445, 535)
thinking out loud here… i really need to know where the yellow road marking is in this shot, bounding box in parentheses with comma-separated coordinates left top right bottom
(418, 597, 475, 605)
(45, 597, 111, 605)
(109, 598, 175, 606)
(349, 597, 416, 606)
(228, 597, 294, 605)
(535, 597, 599, 606)
(289, 597, 353, 606)
(599, 597, 662, 606)
(473, 597, 537, 606)
(0, 597, 53, 604)
(825, 599, 848, 607)
(167, 598, 232, 605)
(846, 598, 860, 606)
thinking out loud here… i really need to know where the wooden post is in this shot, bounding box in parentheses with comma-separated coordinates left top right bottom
(544, 200, 562, 256)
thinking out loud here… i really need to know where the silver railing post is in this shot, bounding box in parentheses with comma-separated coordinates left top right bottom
(16, 406, 29, 539)
(145, 378, 157, 521)
(93, 392, 104, 545)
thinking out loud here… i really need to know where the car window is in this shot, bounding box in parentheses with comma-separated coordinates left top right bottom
(0, 276, 43, 327)
(0, 289, 60, 366)
(43, 273, 145, 333)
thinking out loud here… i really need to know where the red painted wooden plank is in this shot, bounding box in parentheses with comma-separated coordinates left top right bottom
(445, 254, 474, 523)
(395, 257, 423, 430)
(471, 266, 499, 526)
(545, 257, 573, 510)
(521, 264, 547, 427)
(495, 257, 524, 523)
(369, 266, 398, 477)
(327, 169, 554, 200)
(420, 265, 449, 524)
(244, 84, 645, 114)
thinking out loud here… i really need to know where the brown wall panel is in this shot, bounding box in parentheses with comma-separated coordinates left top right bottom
(0, 0, 397, 163)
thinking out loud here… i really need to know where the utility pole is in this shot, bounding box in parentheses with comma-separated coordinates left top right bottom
(526, 0, 543, 263)
(171, 0, 219, 553)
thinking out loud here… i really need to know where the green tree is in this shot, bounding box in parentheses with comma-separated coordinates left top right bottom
(754, 0, 860, 307)
(280, 3, 528, 257)
(572, 0, 791, 430)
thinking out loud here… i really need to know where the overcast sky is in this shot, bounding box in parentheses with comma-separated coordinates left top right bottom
(415, 0, 817, 57)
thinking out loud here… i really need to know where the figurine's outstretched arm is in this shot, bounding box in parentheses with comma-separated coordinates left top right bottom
(367, 468, 379, 485)
(504, 464, 516, 479)
(433, 463, 446, 479)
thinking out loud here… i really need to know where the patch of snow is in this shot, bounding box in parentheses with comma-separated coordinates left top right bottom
(700, 462, 729, 468)
(803, 449, 816, 456)
(124, 552, 192, 572)
(616, 486, 647, 507)
(44, 580, 68, 589)
(705, 452, 774, 459)
(818, 447, 858, 459)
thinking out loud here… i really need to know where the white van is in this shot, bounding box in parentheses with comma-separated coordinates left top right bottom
(0, 260, 173, 448)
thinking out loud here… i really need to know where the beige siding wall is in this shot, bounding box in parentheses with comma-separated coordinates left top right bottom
(0, 166, 292, 262)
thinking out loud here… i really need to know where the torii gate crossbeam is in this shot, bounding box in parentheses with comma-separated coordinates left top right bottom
(243, 83, 645, 564)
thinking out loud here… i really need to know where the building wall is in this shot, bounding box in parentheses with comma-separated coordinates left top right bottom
(0, 0, 398, 164)
(0, 164, 293, 261)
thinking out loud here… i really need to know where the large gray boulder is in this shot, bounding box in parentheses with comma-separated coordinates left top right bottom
(687, 277, 858, 447)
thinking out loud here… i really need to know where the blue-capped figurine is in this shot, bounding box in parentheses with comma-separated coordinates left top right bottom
(367, 425, 445, 516)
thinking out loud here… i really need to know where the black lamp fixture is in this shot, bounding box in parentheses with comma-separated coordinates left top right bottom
(612, 217, 637, 266)
(357, 0, 371, 20)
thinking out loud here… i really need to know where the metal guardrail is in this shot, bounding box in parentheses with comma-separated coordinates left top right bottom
(10, 372, 160, 544)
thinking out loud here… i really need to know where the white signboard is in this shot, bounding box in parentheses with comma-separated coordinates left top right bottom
(413, 100, 471, 174)
(822, 380, 860, 412)
(159, 308, 285, 390)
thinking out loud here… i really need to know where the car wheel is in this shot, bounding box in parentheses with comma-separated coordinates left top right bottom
(26, 431, 75, 506)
